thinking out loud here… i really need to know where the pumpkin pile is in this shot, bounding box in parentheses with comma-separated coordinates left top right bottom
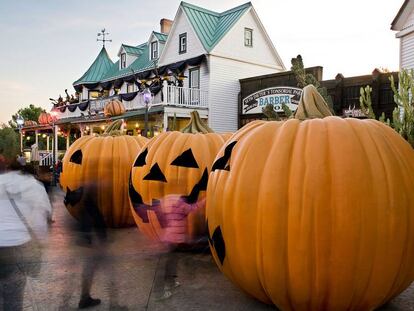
(206, 85, 414, 310)
(60, 120, 147, 227)
(129, 111, 230, 245)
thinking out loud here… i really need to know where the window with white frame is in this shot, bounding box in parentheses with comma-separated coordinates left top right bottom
(179, 33, 187, 54)
(244, 28, 253, 47)
(189, 67, 200, 89)
(151, 41, 158, 59)
(121, 53, 127, 68)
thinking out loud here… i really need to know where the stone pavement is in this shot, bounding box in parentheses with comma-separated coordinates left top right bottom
(7, 187, 414, 310)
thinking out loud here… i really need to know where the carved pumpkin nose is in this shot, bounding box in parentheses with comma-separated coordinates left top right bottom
(143, 163, 167, 182)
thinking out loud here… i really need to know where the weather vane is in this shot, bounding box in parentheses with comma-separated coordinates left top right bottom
(97, 28, 112, 47)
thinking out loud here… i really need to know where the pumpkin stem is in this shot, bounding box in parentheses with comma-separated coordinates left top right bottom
(181, 111, 214, 133)
(294, 85, 333, 120)
(102, 119, 124, 136)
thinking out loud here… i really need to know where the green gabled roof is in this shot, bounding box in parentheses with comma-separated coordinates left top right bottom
(73, 47, 114, 86)
(102, 43, 157, 82)
(153, 31, 168, 42)
(180, 1, 251, 52)
(122, 44, 144, 56)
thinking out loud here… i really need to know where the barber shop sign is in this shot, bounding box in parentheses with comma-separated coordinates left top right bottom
(242, 87, 302, 114)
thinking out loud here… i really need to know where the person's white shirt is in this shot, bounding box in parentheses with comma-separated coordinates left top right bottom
(0, 171, 52, 247)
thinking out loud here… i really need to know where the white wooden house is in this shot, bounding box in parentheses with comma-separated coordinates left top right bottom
(24, 1, 285, 163)
(392, 0, 414, 69)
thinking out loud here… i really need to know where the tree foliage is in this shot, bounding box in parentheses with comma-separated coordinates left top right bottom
(9, 104, 45, 128)
(0, 126, 19, 162)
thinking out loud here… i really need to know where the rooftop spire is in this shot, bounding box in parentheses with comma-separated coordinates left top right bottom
(97, 28, 112, 47)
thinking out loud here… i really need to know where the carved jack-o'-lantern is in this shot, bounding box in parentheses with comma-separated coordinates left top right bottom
(38, 112, 55, 125)
(129, 111, 230, 245)
(60, 120, 147, 228)
(206, 86, 414, 310)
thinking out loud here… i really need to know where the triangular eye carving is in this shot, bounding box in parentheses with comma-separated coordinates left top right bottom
(171, 149, 199, 168)
(143, 163, 167, 182)
(70, 150, 83, 165)
(212, 141, 237, 171)
(134, 148, 148, 167)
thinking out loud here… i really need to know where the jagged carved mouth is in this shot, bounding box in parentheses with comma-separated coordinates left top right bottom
(128, 168, 208, 228)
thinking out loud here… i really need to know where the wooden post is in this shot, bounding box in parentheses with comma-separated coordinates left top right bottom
(35, 130, 38, 146)
(54, 125, 58, 165)
(46, 135, 50, 152)
(20, 130, 23, 153)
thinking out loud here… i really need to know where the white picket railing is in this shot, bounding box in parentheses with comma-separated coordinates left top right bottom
(40, 153, 53, 167)
(165, 85, 208, 108)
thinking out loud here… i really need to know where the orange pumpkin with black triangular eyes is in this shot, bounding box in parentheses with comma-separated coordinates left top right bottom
(129, 111, 230, 245)
(60, 120, 147, 228)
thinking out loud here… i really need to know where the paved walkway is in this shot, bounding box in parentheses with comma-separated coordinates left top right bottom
(8, 188, 414, 310)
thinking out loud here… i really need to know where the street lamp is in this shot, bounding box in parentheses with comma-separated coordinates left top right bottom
(16, 115, 24, 152)
(143, 88, 152, 137)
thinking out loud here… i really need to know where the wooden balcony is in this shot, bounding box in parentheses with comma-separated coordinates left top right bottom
(56, 85, 208, 120)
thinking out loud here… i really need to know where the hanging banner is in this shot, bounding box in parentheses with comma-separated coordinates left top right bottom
(242, 87, 302, 115)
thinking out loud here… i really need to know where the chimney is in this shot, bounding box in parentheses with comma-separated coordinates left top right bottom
(160, 18, 173, 34)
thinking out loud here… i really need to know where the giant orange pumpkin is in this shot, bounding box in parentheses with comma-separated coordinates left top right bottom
(60, 120, 147, 227)
(206, 85, 414, 310)
(129, 111, 230, 245)
(104, 99, 125, 117)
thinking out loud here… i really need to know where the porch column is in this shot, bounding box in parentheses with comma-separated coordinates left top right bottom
(163, 112, 168, 132)
(35, 130, 38, 146)
(46, 135, 50, 152)
(54, 125, 58, 165)
(66, 133, 70, 150)
(79, 124, 84, 137)
(162, 80, 168, 104)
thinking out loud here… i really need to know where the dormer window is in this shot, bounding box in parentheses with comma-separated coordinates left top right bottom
(121, 53, 127, 69)
(151, 41, 158, 59)
(179, 33, 187, 54)
(244, 28, 253, 47)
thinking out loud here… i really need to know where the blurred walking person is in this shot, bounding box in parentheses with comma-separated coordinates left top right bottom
(0, 161, 52, 310)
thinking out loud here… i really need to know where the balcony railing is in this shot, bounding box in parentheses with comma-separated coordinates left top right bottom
(56, 85, 208, 120)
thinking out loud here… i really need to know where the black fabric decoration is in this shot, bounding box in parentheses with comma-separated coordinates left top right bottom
(78, 101, 89, 111)
(70, 150, 83, 165)
(186, 54, 205, 66)
(134, 149, 148, 167)
(68, 104, 78, 112)
(209, 226, 226, 265)
(181, 168, 208, 204)
(212, 141, 237, 171)
(171, 149, 199, 168)
(149, 84, 163, 96)
(84, 82, 99, 89)
(59, 106, 67, 113)
(64, 187, 83, 207)
(143, 163, 167, 182)
(74, 84, 82, 92)
(101, 81, 113, 90)
(119, 91, 138, 102)
(113, 79, 124, 89)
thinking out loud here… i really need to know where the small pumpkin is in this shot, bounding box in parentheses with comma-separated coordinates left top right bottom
(104, 99, 125, 117)
(24, 120, 38, 127)
(129, 111, 230, 245)
(206, 85, 414, 310)
(60, 120, 147, 227)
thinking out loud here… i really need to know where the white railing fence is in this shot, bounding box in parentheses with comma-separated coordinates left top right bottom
(165, 86, 208, 108)
(40, 153, 53, 167)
